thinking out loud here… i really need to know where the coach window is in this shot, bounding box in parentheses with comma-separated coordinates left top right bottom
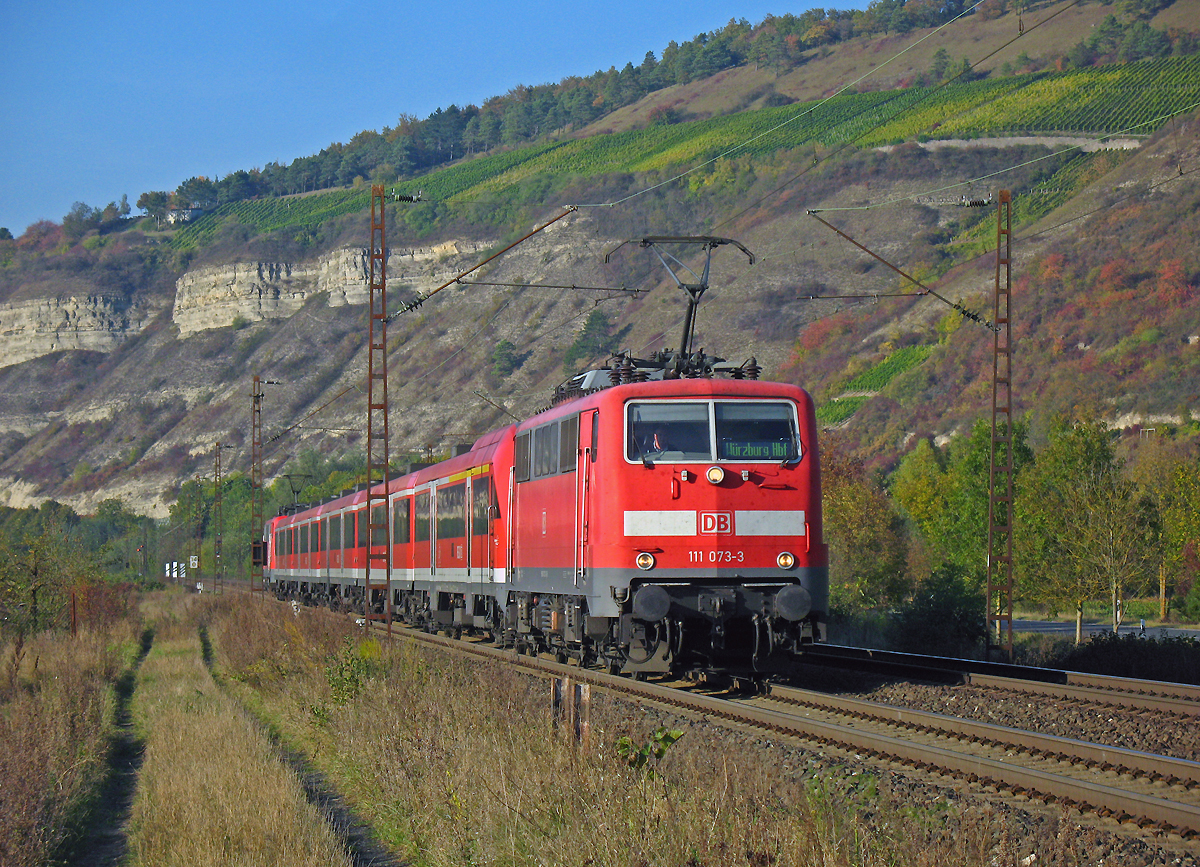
(514, 432, 531, 483)
(356, 508, 368, 549)
(286, 527, 294, 557)
(370, 504, 387, 547)
(300, 523, 310, 555)
(534, 422, 558, 478)
(341, 511, 354, 550)
(329, 514, 341, 551)
(393, 498, 411, 544)
(559, 415, 578, 473)
(471, 476, 491, 537)
(437, 483, 466, 539)
(591, 411, 599, 462)
(320, 518, 329, 552)
(310, 522, 319, 554)
(415, 491, 431, 543)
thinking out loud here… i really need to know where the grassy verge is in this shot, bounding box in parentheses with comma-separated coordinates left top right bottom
(211, 597, 1000, 866)
(0, 615, 141, 867)
(124, 593, 353, 867)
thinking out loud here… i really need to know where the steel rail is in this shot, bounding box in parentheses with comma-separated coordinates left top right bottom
(803, 644, 1200, 715)
(966, 673, 1200, 716)
(370, 622, 1200, 836)
(767, 683, 1200, 785)
(1064, 671, 1200, 703)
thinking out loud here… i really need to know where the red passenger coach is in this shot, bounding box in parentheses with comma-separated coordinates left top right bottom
(265, 374, 828, 677)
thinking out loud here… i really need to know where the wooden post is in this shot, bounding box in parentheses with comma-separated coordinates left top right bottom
(573, 682, 590, 751)
(552, 676, 571, 730)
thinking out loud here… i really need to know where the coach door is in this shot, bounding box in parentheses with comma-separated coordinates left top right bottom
(321, 516, 330, 581)
(575, 410, 597, 587)
(468, 473, 494, 584)
(414, 487, 433, 581)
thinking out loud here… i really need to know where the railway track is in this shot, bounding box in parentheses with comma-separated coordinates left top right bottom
(362, 620, 1200, 840)
(759, 683, 1200, 835)
(802, 644, 1200, 715)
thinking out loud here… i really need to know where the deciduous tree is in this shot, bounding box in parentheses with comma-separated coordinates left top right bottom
(175, 176, 217, 209)
(0, 524, 82, 636)
(893, 419, 1031, 584)
(823, 440, 909, 610)
(137, 191, 170, 226)
(62, 201, 100, 241)
(1016, 421, 1161, 641)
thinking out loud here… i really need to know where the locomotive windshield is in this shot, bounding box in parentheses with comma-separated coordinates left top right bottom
(627, 401, 801, 463)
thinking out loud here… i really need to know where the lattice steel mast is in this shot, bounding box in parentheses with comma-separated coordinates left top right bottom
(365, 186, 392, 630)
(250, 376, 266, 596)
(987, 190, 1015, 658)
(214, 442, 228, 595)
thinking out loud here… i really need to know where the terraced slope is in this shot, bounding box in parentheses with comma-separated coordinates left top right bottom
(170, 54, 1200, 251)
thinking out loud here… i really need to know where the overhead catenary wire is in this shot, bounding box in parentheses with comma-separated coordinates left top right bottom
(280, 296, 624, 441)
(264, 202, 587, 445)
(385, 206, 577, 322)
(1017, 162, 1200, 243)
(807, 209, 998, 331)
(269, 273, 632, 443)
(452, 279, 638, 295)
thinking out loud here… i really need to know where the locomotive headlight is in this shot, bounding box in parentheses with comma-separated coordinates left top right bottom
(635, 552, 656, 571)
(777, 551, 796, 570)
(705, 465, 725, 484)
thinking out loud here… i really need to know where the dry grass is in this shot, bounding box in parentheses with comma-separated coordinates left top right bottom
(125, 595, 353, 867)
(213, 601, 998, 867)
(0, 621, 139, 867)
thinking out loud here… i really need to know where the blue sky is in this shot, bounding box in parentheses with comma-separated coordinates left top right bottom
(1, 1, 814, 236)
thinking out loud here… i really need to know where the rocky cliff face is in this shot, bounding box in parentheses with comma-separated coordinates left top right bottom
(0, 294, 162, 368)
(0, 233, 542, 517)
(171, 241, 491, 336)
(0, 240, 498, 369)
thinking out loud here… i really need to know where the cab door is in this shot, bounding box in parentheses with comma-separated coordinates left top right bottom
(576, 410, 598, 587)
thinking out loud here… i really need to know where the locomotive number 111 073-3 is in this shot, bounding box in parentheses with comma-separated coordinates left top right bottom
(687, 550, 745, 563)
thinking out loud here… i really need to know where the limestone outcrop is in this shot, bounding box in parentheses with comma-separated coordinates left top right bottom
(0, 295, 159, 368)
(0, 241, 497, 369)
(171, 242, 490, 336)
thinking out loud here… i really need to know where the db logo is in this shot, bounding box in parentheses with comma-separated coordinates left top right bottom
(699, 511, 733, 534)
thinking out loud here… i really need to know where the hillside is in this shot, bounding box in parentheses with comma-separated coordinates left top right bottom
(0, 0, 1198, 518)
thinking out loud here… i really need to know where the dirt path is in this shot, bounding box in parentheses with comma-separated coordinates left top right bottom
(197, 625, 404, 867)
(877, 134, 1143, 152)
(66, 628, 153, 867)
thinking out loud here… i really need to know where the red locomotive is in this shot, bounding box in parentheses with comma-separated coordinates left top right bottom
(264, 368, 828, 676)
